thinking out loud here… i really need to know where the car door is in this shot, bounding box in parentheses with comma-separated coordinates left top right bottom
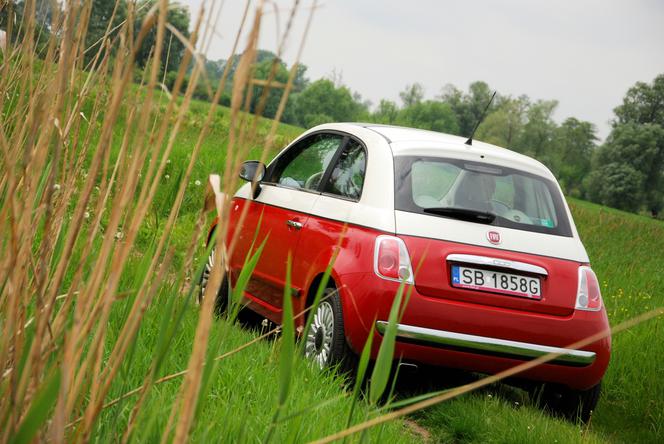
(233, 132, 346, 319)
(293, 137, 368, 306)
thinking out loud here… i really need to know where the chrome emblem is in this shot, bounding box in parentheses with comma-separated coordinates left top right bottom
(487, 231, 501, 245)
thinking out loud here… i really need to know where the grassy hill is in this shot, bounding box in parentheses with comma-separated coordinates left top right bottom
(415, 199, 664, 443)
(117, 95, 663, 442)
(3, 60, 661, 440)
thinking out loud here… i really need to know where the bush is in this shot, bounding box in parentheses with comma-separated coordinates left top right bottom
(584, 163, 644, 212)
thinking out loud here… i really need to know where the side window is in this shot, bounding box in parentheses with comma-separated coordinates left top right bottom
(272, 134, 343, 191)
(323, 139, 366, 200)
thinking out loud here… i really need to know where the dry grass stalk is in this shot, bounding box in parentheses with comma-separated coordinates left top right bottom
(0, 0, 307, 441)
(311, 307, 664, 444)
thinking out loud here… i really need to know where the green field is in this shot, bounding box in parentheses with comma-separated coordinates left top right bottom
(101, 95, 663, 443)
(3, 78, 662, 442)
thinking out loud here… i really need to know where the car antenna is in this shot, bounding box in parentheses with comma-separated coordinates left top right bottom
(465, 91, 497, 146)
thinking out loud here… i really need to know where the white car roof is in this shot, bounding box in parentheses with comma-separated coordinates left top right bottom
(312, 123, 555, 181)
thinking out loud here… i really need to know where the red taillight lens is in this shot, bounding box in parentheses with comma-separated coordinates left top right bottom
(377, 238, 400, 279)
(374, 235, 414, 284)
(576, 266, 602, 311)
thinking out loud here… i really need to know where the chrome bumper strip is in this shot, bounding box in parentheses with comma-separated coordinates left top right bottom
(375, 321, 596, 367)
(446, 253, 548, 276)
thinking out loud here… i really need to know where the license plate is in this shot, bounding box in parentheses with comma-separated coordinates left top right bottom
(451, 265, 541, 300)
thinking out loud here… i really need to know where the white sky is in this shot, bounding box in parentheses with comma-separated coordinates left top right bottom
(180, 0, 664, 140)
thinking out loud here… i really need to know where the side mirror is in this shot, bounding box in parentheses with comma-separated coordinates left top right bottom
(239, 160, 266, 182)
(239, 160, 266, 199)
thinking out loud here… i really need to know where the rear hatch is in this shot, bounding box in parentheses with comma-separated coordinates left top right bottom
(393, 155, 588, 316)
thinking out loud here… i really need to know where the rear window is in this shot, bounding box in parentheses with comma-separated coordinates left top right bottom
(394, 156, 572, 236)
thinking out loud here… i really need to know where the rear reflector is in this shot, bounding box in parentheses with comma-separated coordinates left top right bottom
(575, 266, 602, 311)
(374, 235, 414, 284)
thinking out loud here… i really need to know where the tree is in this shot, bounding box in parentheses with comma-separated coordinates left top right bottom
(613, 74, 664, 127)
(476, 95, 529, 148)
(515, 99, 558, 160)
(590, 74, 664, 213)
(372, 99, 399, 124)
(440, 81, 498, 137)
(85, 0, 127, 66)
(595, 123, 664, 212)
(399, 83, 424, 107)
(397, 100, 458, 134)
(293, 79, 367, 128)
(584, 163, 644, 212)
(552, 118, 597, 196)
(250, 57, 291, 120)
(134, 0, 190, 73)
(1, 0, 59, 53)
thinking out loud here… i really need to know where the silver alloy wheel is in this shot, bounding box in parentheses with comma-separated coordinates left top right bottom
(199, 248, 216, 303)
(305, 301, 335, 369)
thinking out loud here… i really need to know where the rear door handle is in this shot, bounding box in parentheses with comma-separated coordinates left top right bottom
(286, 220, 303, 230)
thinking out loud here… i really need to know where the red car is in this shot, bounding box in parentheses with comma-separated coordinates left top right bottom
(201, 123, 610, 421)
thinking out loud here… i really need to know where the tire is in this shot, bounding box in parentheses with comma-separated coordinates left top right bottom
(198, 247, 230, 315)
(304, 287, 355, 372)
(533, 381, 602, 423)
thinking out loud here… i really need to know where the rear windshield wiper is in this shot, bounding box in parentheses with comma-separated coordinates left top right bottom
(422, 207, 496, 224)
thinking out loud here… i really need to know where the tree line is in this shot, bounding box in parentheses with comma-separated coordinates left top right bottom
(2, 1, 662, 216)
(218, 48, 662, 217)
(1, 0, 190, 74)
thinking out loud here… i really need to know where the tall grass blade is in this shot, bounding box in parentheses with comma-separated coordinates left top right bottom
(312, 308, 663, 444)
(10, 368, 61, 444)
(299, 251, 337, 355)
(265, 253, 295, 443)
(344, 323, 375, 434)
(278, 253, 295, 406)
(368, 282, 406, 404)
(229, 234, 269, 322)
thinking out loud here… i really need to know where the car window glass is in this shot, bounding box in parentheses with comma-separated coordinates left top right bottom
(275, 134, 343, 191)
(396, 156, 571, 236)
(323, 140, 366, 200)
(410, 161, 460, 207)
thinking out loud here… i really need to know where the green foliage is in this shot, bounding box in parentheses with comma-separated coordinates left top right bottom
(440, 81, 497, 137)
(84, 0, 127, 66)
(10, 368, 61, 444)
(0, 0, 56, 54)
(372, 99, 399, 124)
(584, 162, 644, 212)
(515, 99, 558, 159)
(397, 100, 459, 134)
(398, 83, 424, 107)
(476, 95, 529, 148)
(134, 0, 190, 73)
(250, 57, 293, 120)
(551, 118, 596, 196)
(613, 73, 664, 127)
(588, 74, 664, 213)
(293, 79, 367, 127)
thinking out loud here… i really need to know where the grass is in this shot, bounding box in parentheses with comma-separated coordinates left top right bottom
(414, 199, 664, 443)
(109, 102, 664, 442)
(94, 291, 414, 443)
(1, 1, 662, 442)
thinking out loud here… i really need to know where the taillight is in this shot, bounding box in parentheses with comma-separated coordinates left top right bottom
(374, 235, 414, 284)
(575, 266, 602, 311)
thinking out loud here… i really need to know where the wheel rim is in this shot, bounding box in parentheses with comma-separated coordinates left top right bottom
(305, 301, 335, 369)
(199, 248, 215, 303)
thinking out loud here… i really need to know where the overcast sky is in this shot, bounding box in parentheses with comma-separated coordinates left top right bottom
(180, 0, 664, 140)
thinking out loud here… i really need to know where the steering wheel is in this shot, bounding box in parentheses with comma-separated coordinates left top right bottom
(503, 209, 532, 224)
(304, 171, 324, 190)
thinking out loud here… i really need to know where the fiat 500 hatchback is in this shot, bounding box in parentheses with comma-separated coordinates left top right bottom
(202, 123, 610, 421)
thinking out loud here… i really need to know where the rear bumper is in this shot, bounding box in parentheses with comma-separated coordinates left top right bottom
(338, 272, 611, 390)
(375, 321, 596, 367)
